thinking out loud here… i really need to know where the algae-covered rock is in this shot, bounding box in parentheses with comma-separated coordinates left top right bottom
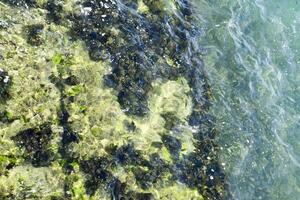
(0, 0, 227, 199)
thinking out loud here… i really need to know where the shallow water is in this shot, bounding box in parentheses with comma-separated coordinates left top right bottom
(194, 0, 300, 199)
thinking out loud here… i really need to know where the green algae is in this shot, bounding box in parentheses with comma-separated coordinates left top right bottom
(149, 78, 192, 120)
(0, 164, 65, 199)
(0, 0, 226, 199)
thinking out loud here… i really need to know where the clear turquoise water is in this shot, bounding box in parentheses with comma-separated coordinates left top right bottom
(194, 0, 300, 199)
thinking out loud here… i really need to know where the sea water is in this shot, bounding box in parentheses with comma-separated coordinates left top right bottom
(194, 0, 300, 199)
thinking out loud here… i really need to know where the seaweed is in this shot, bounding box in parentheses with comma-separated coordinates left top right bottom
(63, 75, 80, 86)
(80, 144, 167, 197)
(135, 153, 170, 189)
(123, 120, 136, 132)
(0, 0, 36, 7)
(0, 0, 228, 198)
(0, 155, 18, 175)
(67, 0, 227, 198)
(79, 157, 115, 195)
(0, 69, 11, 103)
(44, 0, 63, 24)
(12, 124, 53, 167)
(48, 54, 79, 162)
(161, 112, 180, 130)
(112, 180, 154, 200)
(49, 54, 81, 198)
(68, 0, 185, 116)
(161, 134, 182, 157)
(107, 143, 144, 165)
(24, 24, 44, 46)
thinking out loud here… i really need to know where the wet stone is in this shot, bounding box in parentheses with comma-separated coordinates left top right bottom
(12, 124, 53, 167)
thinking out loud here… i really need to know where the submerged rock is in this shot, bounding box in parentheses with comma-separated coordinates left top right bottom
(0, 0, 227, 199)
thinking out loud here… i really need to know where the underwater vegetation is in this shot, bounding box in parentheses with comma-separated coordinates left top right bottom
(0, 0, 36, 7)
(0, 69, 11, 103)
(12, 123, 54, 167)
(0, 0, 228, 199)
(24, 24, 44, 46)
